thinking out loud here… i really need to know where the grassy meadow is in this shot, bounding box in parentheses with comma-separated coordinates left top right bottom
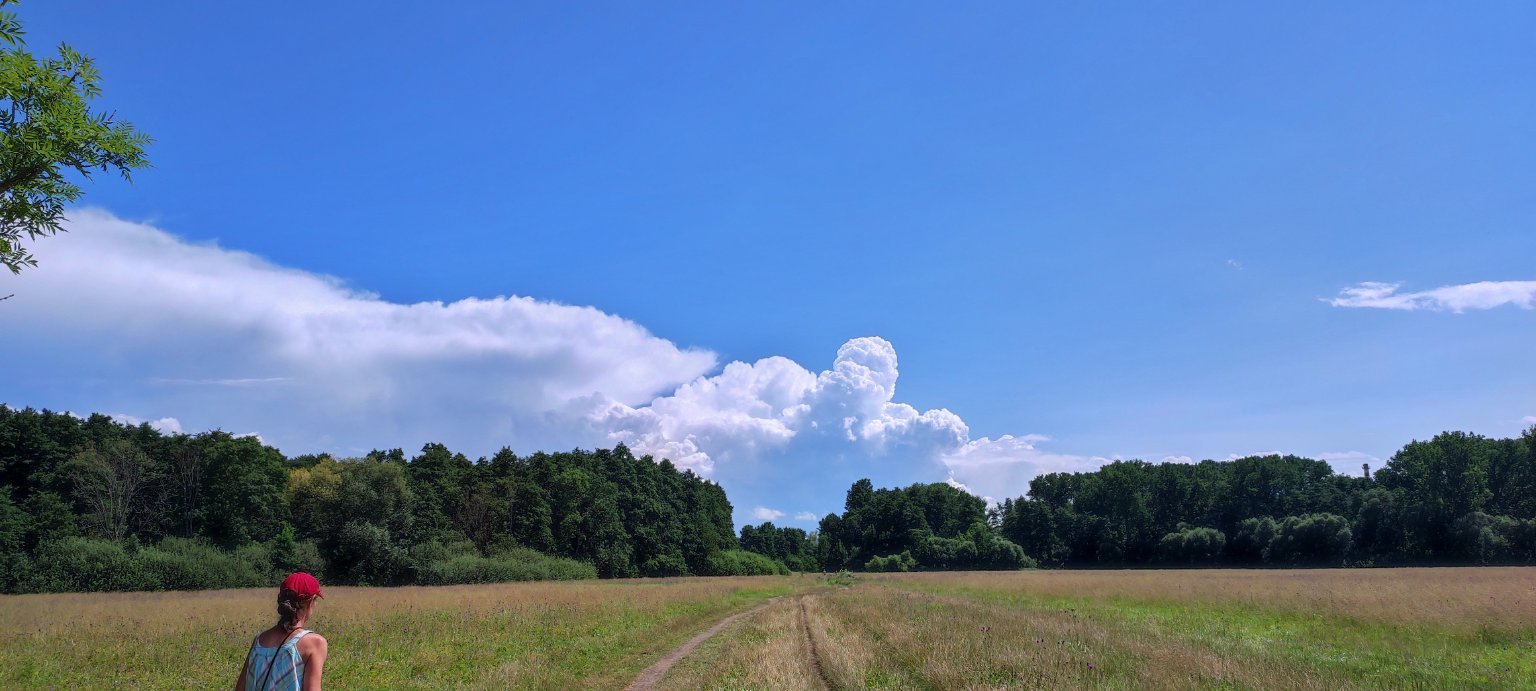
(667, 568, 1536, 690)
(0, 576, 796, 689)
(3, 568, 1533, 689)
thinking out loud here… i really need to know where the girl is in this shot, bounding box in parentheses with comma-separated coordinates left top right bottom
(235, 572, 329, 691)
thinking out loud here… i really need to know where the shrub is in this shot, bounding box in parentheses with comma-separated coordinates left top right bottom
(864, 551, 916, 572)
(1230, 517, 1277, 563)
(1452, 512, 1534, 563)
(639, 553, 692, 577)
(135, 537, 268, 590)
(705, 549, 787, 576)
(269, 524, 325, 576)
(1157, 526, 1227, 564)
(331, 521, 409, 585)
(911, 524, 1035, 570)
(30, 537, 155, 592)
(825, 569, 857, 586)
(420, 547, 597, 584)
(1269, 514, 1352, 564)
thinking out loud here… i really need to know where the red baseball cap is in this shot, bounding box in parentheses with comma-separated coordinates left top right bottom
(280, 572, 324, 599)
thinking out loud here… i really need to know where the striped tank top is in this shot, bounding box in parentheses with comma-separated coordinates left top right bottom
(244, 628, 312, 691)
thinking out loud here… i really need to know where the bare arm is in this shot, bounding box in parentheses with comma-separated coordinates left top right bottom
(300, 634, 328, 691)
(234, 646, 251, 691)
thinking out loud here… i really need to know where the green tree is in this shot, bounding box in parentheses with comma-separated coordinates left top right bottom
(0, 0, 150, 273)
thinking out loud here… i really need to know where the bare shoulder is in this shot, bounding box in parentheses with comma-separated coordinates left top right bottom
(298, 632, 328, 656)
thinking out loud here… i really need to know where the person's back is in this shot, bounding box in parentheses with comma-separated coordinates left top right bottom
(236, 573, 329, 691)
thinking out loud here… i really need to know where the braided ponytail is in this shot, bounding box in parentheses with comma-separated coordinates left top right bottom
(275, 589, 313, 633)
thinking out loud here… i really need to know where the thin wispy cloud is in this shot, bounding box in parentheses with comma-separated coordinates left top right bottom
(793, 512, 818, 522)
(150, 377, 291, 387)
(1327, 280, 1536, 312)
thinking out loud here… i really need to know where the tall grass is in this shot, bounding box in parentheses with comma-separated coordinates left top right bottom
(0, 576, 795, 689)
(666, 567, 1536, 689)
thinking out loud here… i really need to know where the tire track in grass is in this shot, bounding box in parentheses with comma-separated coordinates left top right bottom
(799, 595, 834, 690)
(625, 598, 780, 691)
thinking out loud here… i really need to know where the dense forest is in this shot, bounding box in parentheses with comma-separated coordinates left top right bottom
(746, 428, 1536, 572)
(993, 429, 1536, 566)
(0, 406, 771, 594)
(3, 404, 1534, 593)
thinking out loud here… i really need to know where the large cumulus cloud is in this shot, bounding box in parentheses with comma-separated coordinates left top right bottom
(585, 336, 1096, 511)
(4, 210, 717, 453)
(5, 210, 1102, 521)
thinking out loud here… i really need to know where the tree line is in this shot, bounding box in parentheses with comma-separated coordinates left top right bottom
(994, 429, 1536, 566)
(5, 404, 1534, 593)
(737, 427, 1536, 573)
(0, 406, 769, 593)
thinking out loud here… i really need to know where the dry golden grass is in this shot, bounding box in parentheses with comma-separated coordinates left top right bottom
(886, 567, 1536, 633)
(7, 569, 1532, 689)
(669, 568, 1536, 690)
(0, 576, 796, 689)
(662, 595, 829, 690)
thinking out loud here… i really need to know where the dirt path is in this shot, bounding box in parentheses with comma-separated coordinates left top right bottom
(798, 595, 834, 690)
(624, 597, 780, 691)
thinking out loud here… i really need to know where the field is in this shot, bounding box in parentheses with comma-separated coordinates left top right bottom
(3, 568, 1533, 689)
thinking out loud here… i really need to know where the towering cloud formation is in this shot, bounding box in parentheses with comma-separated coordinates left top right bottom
(584, 336, 1102, 502)
(5, 210, 1099, 513)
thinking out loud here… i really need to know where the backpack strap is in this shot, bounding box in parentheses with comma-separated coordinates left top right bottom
(255, 629, 308, 689)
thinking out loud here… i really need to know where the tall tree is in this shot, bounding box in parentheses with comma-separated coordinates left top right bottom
(0, 0, 150, 274)
(63, 438, 159, 540)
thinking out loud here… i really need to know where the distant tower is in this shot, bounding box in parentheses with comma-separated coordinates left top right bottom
(1362, 463, 1371, 481)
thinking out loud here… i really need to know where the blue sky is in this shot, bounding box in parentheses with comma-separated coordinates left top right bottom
(5, 2, 1534, 527)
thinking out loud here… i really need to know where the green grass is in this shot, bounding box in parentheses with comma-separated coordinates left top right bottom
(895, 578, 1536, 689)
(0, 577, 799, 689)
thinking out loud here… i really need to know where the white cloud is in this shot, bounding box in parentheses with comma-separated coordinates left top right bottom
(6, 210, 1127, 518)
(4, 210, 717, 455)
(940, 435, 1106, 500)
(585, 335, 1118, 504)
(1223, 450, 1285, 461)
(584, 337, 971, 476)
(793, 511, 818, 522)
(1327, 280, 1536, 312)
(750, 506, 785, 521)
(1161, 455, 1194, 464)
(108, 413, 184, 435)
(1521, 416, 1536, 426)
(1225, 259, 1243, 270)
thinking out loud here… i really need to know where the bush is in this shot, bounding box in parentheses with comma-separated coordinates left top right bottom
(911, 524, 1035, 570)
(30, 537, 155, 592)
(269, 524, 326, 577)
(331, 521, 410, 585)
(135, 538, 268, 590)
(1269, 514, 1352, 564)
(864, 551, 916, 572)
(420, 547, 597, 584)
(825, 569, 857, 586)
(706, 549, 788, 576)
(1230, 517, 1277, 563)
(1157, 526, 1227, 564)
(1452, 512, 1534, 563)
(639, 553, 692, 577)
